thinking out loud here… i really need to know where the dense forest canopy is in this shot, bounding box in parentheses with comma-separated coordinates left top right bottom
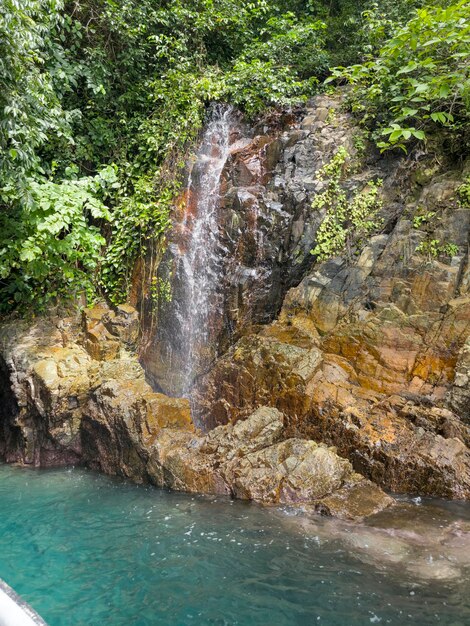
(0, 0, 468, 312)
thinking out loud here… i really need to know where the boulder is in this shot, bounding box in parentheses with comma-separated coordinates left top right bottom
(145, 406, 393, 520)
(228, 439, 353, 504)
(81, 379, 192, 482)
(0, 304, 191, 473)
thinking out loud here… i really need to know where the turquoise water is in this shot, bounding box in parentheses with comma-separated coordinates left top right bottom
(1, 465, 470, 626)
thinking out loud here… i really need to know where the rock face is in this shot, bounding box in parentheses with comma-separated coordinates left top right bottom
(1, 93, 469, 513)
(0, 305, 391, 520)
(0, 307, 191, 472)
(140, 100, 355, 395)
(449, 336, 470, 422)
(190, 94, 470, 500)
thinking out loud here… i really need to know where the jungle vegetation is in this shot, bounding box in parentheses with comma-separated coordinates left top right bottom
(0, 0, 468, 311)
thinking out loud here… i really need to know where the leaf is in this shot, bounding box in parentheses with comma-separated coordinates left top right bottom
(431, 112, 447, 123)
(414, 83, 430, 94)
(19, 249, 38, 262)
(439, 84, 451, 98)
(397, 62, 418, 75)
(401, 108, 418, 118)
(389, 129, 404, 142)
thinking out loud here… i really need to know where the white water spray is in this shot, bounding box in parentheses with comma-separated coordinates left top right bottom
(177, 105, 234, 395)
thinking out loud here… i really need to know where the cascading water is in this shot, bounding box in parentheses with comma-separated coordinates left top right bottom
(142, 102, 305, 405)
(167, 105, 235, 398)
(141, 104, 242, 400)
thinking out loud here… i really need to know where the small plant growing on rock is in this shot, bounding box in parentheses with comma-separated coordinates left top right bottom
(458, 176, 470, 208)
(311, 147, 383, 261)
(412, 210, 437, 229)
(151, 276, 172, 304)
(352, 131, 368, 159)
(325, 108, 339, 126)
(416, 239, 459, 260)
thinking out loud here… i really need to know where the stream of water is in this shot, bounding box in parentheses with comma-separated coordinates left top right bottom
(177, 105, 234, 396)
(1, 464, 470, 626)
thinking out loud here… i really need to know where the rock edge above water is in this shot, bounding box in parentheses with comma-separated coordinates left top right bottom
(0, 306, 392, 521)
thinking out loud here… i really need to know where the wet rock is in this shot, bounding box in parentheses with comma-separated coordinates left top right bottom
(0, 312, 389, 520)
(0, 319, 86, 465)
(81, 303, 139, 361)
(139, 94, 357, 395)
(81, 379, 192, 482)
(84, 323, 120, 361)
(82, 305, 120, 361)
(191, 157, 470, 499)
(0, 304, 167, 469)
(448, 337, 470, 423)
(227, 439, 352, 504)
(148, 429, 229, 496)
(104, 304, 139, 349)
(201, 406, 285, 458)
(193, 332, 322, 429)
(313, 481, 394, 521)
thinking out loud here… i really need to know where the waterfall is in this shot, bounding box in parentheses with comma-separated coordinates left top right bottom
(141, 102, 321, 407)
(176, 105, 234, 396)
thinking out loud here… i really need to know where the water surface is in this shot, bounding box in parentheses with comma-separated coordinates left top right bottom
(1, 464, 469, 625)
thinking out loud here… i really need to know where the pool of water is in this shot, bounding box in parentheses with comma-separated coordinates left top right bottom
(1, 464, 470, 626)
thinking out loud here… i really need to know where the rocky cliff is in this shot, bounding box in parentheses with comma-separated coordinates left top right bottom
(0, 305, 391, 520)
(0, 93, 469, 514)
(140, 102, 343, 395)
(191, 94, 470, 498)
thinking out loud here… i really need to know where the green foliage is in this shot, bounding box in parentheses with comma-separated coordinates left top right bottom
(412, 201, 459, 262)
(101, 173, 174, 304)
(351, 130, 369, 160)
(225, 12, 328, 114)
(6, 0, 457, 313)
(328, 1, 470, 152)
(412, 210, 437, 229)
(151, 276, 172, 305)
(458, 176, 470, 207)
(311, 148, 383, 261)
(226, 60, 307, 116)
(0, 0, 74, 195)
(0, 167, 114, 311)
(322, 0, 424, 67)
(1, 0, 345, 313)
(416, 239, 459, 259)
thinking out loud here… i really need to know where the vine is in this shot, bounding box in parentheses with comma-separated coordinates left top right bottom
(311, 148, 383, 262)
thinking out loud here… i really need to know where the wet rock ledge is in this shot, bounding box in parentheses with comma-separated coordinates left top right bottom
(0, 304, 391, 521)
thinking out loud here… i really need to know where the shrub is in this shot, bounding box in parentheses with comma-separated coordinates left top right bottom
(328, 1, 470, 153)
(0, 167, 115, 310)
